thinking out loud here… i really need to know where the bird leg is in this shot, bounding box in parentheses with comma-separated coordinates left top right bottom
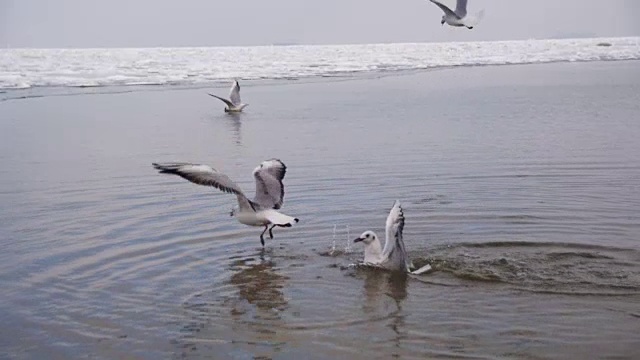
(268, 224, 277, 239)
(260, 225, 268, 246)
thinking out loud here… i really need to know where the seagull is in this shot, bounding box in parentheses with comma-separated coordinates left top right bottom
(152, 159, 298, 246)
(354, 201, 432, 274)
(208, 79, 248, 112)
(428, 0, 481, 29)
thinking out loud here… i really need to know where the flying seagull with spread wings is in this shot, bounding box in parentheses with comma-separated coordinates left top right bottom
(208, 79, 248, 112)
(152, 159, 298, 246)
(354, 201, 431, 274)
(428, 0, 483, 30)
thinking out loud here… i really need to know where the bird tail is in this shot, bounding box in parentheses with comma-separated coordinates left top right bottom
(463, 9, 485, 27)
(410, 264, 433, 275)
(261, 209, 299, 227)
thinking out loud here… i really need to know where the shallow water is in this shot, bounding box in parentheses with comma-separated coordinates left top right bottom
(1, 61, 640, 359)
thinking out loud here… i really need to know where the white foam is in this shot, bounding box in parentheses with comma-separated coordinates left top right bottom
(1, 37, 639, 89)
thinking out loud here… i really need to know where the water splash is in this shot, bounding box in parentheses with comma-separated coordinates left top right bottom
(344, 225, 352, 254)
(326, 224, 352, 256)
(330, 224, 337, 254)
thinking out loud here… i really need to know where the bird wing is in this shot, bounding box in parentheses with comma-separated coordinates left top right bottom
(207, 93, 234, 108)
(253, 159, 287, 209)
(381, 200, 411, 272)
(229, 80, 242, 106)
(455, 0, 468, 18)
(153, 162, 245, 196)
(429, 0, 459, 19)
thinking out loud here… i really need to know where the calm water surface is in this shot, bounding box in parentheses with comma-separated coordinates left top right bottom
(1, 61, 640, 359)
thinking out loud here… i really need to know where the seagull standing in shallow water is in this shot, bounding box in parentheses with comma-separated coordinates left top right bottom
(152, 159, 298, 246)
(428, 0, 482, 30)
(208, 79, 248, 112)
(354, 201, 432, 274)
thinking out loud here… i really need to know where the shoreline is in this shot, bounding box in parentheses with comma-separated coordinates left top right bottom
(1, 58, 639, 102)
(3, 35, 638, 51)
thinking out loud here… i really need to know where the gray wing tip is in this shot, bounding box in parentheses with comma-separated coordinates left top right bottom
(395, 200, 405, 231)
(264, 158, 287, 180)
(207, 93, 224, 99)
(267, 158, 286, 166)
(153, 162, 180, 173)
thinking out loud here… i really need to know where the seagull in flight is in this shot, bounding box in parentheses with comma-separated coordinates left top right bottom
(428, 0, 482, 29)
(152, 159, 298, 246)
(208, 79, 248, 112)
(354, 201, 432, 274)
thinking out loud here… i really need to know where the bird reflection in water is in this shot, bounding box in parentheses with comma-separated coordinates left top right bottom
(225, 112, 243, 146)
(228, 250, 289, 318)
(176, 250, 289, 357)
(359, 269, 409, 356)
(361, 268, 408, 310)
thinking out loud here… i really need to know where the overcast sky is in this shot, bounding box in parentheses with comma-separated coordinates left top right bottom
(1, 0, 639, 48)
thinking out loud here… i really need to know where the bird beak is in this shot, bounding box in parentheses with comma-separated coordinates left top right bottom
(353, 237, 364, 243)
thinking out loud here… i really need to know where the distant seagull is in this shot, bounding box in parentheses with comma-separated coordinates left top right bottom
(208, 79, 248, 112)
(428, 0, 483, 29)
(153, 159, 298, 246)
(354, 201, 432, 274)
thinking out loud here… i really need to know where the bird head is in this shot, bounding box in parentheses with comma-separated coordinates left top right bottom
(354, 230, 378, 245)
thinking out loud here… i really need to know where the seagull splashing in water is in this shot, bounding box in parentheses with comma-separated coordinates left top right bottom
(354, 200, 432, 274)
(208, 79, 249, 112)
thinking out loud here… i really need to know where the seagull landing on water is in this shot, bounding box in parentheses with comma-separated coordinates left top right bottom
(152, 159, 298, 246)
(428, 0, 484, 30)
(208, 79, 248, 112)
(354, 201, 432, 274)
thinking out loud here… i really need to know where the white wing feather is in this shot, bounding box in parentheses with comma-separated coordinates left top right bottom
(381, 200, 411, 272)
(229, 80, 241, 106)
(253, 159, 287, 209)
(455, 0, 468, 18)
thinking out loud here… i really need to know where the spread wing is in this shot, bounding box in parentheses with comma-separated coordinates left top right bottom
(229, 80, 241, 106)
(207, 93, 234, 108)
(381, 200, 411, 272)
(429, 0, 459, 19)
(153, 162, 245, 196)
(455, 0, 467, 18)
(252, 159, 287, 209)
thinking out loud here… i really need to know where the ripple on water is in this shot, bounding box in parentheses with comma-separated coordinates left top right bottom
(2, 62, 640, 359)
(410, 241, 640, 296)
